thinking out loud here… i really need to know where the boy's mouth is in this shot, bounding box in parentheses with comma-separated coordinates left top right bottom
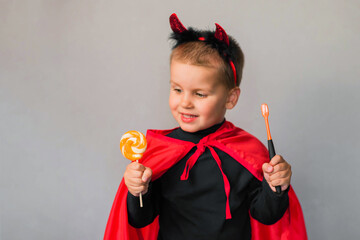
(180, 113, 198, 123)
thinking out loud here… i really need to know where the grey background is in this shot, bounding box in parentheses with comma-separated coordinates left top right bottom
(1, 0, 359, 239)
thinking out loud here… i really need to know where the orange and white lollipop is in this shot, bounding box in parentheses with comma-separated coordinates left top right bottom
(120, 130, 147, 161)
(120, 130, 147, 207)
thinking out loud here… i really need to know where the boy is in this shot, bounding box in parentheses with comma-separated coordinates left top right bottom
(104, 14, 307, 240)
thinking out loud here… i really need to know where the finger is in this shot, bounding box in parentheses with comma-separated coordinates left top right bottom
(269, 169, 291, 185)
(142, 167, 153, 183)
(262, 163, 271, 184)
(127, 177, 145, 186)
(125, 168, 143, 178)
(268, 170, 292, 182)
(128, 185, 148, 196)
(272, 162, 290, 173)
(124, 168, 144, 179)
(126, 162, 146, 179)
(128, 162, 146, 171)
(268, 177, 290, 190)
(269, 155, 284, 166)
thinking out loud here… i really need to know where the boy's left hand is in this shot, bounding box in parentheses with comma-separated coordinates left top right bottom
(262, 155, 292, 192)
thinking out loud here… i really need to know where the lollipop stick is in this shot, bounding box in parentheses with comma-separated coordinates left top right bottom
(139, 192, 143, 208)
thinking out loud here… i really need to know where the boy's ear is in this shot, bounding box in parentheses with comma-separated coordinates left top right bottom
(226, 87, 241, 109)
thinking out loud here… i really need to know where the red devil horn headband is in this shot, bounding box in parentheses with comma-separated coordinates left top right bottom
(214, 23, 230, 46)
(170, 13, 187, 34)
(169, 13, 237, 85)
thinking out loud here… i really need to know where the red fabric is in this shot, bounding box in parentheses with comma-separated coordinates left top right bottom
(104, 121, 307, 240)
(179, 138, 233, 219)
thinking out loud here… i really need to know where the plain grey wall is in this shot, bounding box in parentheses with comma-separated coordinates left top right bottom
(1, 0, 359, 239)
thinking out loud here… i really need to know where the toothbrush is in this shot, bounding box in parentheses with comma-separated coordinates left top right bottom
(261, 103, 281, 194)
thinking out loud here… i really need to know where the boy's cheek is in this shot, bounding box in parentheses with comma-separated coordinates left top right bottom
(168, 94, 176, 108)
(168, 98, 177, 111)
(169, 95, 182, 109)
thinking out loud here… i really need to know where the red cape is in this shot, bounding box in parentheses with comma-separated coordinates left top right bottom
(104, 121, 307, 240)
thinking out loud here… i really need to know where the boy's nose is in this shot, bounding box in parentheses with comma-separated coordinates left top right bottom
(181, 94, 193, 108)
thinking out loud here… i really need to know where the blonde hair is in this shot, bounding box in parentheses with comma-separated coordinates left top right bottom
(170, 41, 244, 89)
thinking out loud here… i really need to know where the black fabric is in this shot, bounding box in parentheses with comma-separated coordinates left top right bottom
(127, 121, 289, 240)
(169, 27, 240, 74)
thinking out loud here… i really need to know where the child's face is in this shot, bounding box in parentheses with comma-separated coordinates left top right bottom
(169, 60, 234, 133)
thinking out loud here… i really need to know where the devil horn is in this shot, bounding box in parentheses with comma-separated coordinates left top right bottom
(214, 23, 229, 46)
(170, 13, 188, 34)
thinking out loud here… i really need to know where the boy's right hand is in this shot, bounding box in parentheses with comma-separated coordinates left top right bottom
(124, 162, 152, 197)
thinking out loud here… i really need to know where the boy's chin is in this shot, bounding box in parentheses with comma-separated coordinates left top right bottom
(180, 126, 199, 133)
(178, 123, 208, 133)
(177, 118, 224, 133)
(177, 122, 199, 133)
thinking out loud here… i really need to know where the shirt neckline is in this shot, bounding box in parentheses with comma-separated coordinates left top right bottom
(170, 119, 226, 143)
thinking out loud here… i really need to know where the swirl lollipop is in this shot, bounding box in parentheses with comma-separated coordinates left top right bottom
(120, 130, 147, 207)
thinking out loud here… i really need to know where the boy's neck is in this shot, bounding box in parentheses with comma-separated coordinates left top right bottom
(176, 119, 226, 143)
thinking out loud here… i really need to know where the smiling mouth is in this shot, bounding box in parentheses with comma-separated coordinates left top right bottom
(180, 113, 198, 122)
(182, 113, 198, 118)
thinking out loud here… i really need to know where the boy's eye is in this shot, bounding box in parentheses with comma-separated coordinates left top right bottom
(173, 88, 182, 93)
(196, 92, 207, 98)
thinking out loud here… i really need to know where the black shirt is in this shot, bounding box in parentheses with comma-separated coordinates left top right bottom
(127, 121, 289, 240)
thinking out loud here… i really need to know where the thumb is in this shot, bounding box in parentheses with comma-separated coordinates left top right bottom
(142, 167, 153, 183)
(262, 163, 273, 174)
